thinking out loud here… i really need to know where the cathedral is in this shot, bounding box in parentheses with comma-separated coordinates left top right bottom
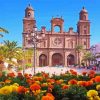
(22, 5, 90, 67)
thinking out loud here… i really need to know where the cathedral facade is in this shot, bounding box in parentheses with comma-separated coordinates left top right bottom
(22, 5, 90, 67)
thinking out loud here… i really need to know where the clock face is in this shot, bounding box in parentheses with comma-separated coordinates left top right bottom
(53, 38, 62, 46)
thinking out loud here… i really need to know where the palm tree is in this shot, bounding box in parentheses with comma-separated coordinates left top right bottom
(82, 51, 95, 66)
(0, 40, 21, 67)
(0, 27, 9, 38)
(75, 45, 84, 66)
(16, 48, 33, 66)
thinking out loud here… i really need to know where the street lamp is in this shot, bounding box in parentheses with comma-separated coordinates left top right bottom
(26, 26, 46, 75)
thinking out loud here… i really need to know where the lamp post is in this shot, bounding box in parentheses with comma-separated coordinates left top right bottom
(26, 26, 46, 75)
(22, 48, 25, 74)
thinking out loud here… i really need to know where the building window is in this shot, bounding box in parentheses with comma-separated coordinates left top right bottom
(71, 41, 73, 48)
(84, 30, 87, 34)
(84, 26, 87, 29)
(44, 41, 46, 47)
(83, 15, 86, 20)
(84, 41, 86, 45)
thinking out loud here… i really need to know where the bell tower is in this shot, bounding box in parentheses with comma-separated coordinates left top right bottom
(77, 7, 90, 49)
(77, 7, 90, 35)
(23, 4, 36, 47)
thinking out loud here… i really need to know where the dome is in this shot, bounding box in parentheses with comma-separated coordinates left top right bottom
(80, 7, 88, 13)
(26, 4, 34, 11)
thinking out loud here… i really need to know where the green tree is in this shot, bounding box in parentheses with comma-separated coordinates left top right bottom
(82, 51, 95, 66)
(0, 40, 21, 67)
(75, 45, 84, 66)
(16, 48, 33, 66)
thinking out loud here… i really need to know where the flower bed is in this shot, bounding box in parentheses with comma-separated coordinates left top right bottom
(0, 70, 100, 100)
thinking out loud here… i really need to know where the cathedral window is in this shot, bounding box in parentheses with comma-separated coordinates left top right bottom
(83, 15, 86, 20)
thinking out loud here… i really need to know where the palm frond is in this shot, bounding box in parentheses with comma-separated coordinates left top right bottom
(0, 27, 9, 33)
(0, 34, 3, 37)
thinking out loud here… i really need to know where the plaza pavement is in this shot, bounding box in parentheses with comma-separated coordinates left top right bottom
(19, 66, 100, 76)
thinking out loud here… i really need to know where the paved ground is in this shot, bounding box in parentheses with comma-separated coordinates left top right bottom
(19, 66, 100, 75)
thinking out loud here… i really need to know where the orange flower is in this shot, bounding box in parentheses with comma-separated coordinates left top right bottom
(95, 76, 100, 83)
(26, 79, 34, 85)
(56, 80, 62, 85)
(17, 86, 26, 94)
(62, 85, 69, 90)
(48, 84, 54, 89)
(41, 83, 48, 87)
(42, 93, 55, 100)
(5, 79, 12, 84)
(47, 79, 55, 84)
(78, 81, 88, 87)
(30, 83, 41, 91)
(37, 77, 43, 81)
(90, 78, 95, 82)
(0, 72, 2, 77)
(24, 73, 30, 79)
(68, 79, 77, 85)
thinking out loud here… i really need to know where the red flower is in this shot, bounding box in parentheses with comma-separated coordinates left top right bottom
(62, 85, 69, 90)
(86, 81, 93, 86)
(7, 72, 15, 77)
(17, 72, 23, 77)
(30, 83, 41, 91)
(70, 70, 77, 75)
(89, 70, 95, 75)
(89, 74, 95, 78)
(82, 72, 87, 76)
(68, 79, 77, 85)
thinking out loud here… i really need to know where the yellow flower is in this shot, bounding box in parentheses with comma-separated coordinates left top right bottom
(35, 81, 40, 84)
(87, 90, 98, 97)
(10, 85, 18, 92)
(88, 97, 94, 100)
(59, 79, 64, 83)
(32, 89, 40, 95)
(96, 85, 100, 91)
(0, 86, 12, 95)
(13, 83, 19, 87)
(94, 96, 100, 100)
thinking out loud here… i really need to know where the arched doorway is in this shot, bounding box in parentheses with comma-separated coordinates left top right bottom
(39, 54, 47, 67)
(67, 54, 75, 65)
(52, 53, 63, 66)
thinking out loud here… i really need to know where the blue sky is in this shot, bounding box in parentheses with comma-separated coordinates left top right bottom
(0, 0, 100, 46)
